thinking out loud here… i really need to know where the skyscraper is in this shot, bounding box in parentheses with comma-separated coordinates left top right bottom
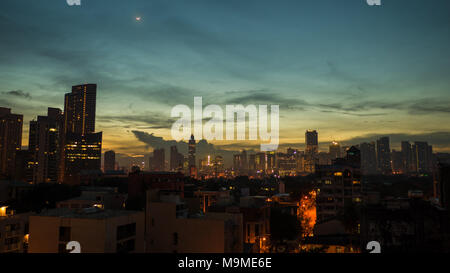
(401, 141, 412, 174)
(170, 146, 184, 172)
(0, 107, 23, 178)
(104, 150, 116, 172)
(377, 137, 391, 174)
(413, 141, 433, 174)
(360, 142, 377, 175)
(62, 84, 102, 184)
(64, 84, 97, 135)
(28, 108, 64, 183)
(149, 148, 165, 171)
(188, 135, 196, 177)
(305, 130, 318, 173)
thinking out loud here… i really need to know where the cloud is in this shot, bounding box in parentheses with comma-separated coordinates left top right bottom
(97, 113, 177, 129)
(312, 98, 450, 116)
(2, 90, 31, 99)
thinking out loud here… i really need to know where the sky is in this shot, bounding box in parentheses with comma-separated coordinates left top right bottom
(1, 0, 450, 161)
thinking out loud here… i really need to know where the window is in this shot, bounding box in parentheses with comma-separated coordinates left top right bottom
(117, 223, 136, 241)
(59, 227, 71, 242)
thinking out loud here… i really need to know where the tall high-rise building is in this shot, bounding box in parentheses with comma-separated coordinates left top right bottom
(413, 141, 433, 174)
(305, 130, 319, 154)
(401, 141, 412, 174)
(64, 84, 97, 135)
(436, 163, 450, 210)
(329, 141, 341, 160)
(391, 150, 403, 174)
(376, 137, 391, 174)
(64, 132, 102, 184)
(304, 130, 318, 173)
(233, 150, 249, 176)
(104, 150, 116, 172)
(149, 148, 165, 171)
(248, 154, 256, 175)
(169, 146, 184, 172)
(62, 84, 102, 184)
(28, 108, 64, 183)
(0, 107, 23, 178)
(188, 135, 196, 177)
(360, 142, 377, 175)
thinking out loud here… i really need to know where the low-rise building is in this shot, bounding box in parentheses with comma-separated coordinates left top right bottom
(0, 205, 31, 253)
(28, 208, 144, 253)
(146, 190, 243, 253)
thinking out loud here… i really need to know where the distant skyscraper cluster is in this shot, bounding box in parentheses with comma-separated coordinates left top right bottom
(359, 137, 434, 176)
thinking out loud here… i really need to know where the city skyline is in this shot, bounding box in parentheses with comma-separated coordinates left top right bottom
(1, 0, 450, 157)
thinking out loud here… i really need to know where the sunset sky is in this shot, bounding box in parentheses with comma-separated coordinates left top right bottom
(1, 0, 450, 158)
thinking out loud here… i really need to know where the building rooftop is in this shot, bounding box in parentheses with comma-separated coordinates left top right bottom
(36, 208, 141, 219)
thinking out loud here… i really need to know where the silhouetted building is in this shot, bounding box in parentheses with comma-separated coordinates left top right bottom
(360, 142, 377, 175)
(413, 142, 433, 174)
(150, 148, 165, 172)
(188, 135, 196, 177)
(233, 150, 249, 176)
(436, 163, 450, 210)
(391, 150, 403, 174)
(128, 171, 185, 203)
(170, 146, 184, 172)
(377, 137, 391, 174)
(28, 108, 64, 184)
(0, 108, 23, 179)
(104, 150, 116, 172)
(401, 141, 412, 174)
(305, 130, 318, 173)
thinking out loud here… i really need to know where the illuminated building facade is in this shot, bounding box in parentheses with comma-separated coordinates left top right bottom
(0, 207, 30, 253)
(64, 84, 97, 135)
(62, 84, 102, 184)
(316, 146, 362, 222)
(64, 132, 102, 185)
